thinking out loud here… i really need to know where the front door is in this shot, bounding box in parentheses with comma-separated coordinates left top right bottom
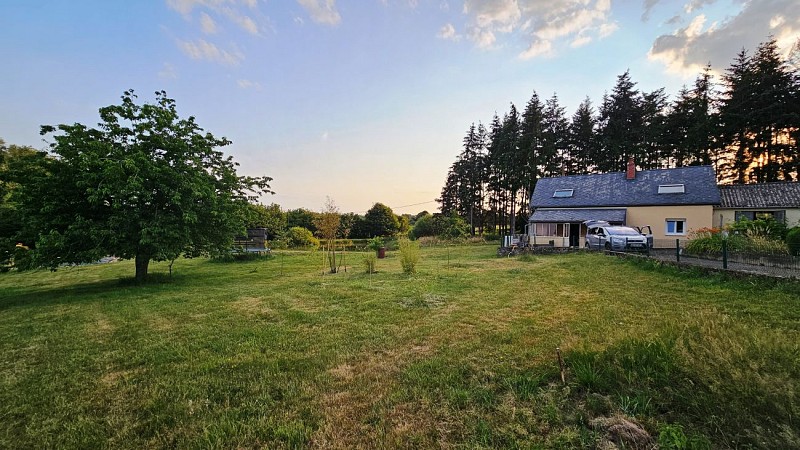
(569, 223, 580, 247)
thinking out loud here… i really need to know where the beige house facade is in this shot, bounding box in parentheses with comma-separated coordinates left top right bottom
(715, 182, 800, 229)
(528, 164, 721, 248)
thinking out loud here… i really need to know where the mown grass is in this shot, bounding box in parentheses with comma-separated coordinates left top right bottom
(0, 246, 798, 448)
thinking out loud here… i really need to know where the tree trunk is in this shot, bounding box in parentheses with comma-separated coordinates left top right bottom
(135, 253, 150, 283)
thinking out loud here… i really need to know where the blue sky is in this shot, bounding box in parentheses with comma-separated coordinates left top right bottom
(2, 0, 799, 214)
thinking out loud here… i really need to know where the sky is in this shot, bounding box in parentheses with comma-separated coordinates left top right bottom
(2, 0, 799, 214)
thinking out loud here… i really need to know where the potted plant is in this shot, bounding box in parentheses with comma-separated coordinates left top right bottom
(367, 236, 386, 259)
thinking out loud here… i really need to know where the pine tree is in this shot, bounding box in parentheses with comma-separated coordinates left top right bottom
(568, 97, 598, 174)
(598, 70, 644, 172)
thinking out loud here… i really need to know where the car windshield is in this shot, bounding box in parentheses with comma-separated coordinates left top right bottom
(606, 227, 642, 236)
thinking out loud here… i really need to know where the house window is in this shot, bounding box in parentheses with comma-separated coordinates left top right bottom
(735, 210, 786, 223)
(534, 223, 570, 237)
(553, 189, 574, 198)
(658, 184, 685, 194)
(665, 219, 686, 235)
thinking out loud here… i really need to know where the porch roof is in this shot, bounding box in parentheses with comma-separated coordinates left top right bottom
(529, 208, 627, 224)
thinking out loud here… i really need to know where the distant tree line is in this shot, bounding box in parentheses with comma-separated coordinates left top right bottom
(439, 37, 800, 236)
(244, 202, 472, 245)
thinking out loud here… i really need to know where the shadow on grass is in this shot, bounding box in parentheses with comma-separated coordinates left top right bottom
(0, 272, 189, 311)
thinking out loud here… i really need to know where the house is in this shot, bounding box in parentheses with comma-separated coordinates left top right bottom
(528, 161, 720, 247)
(715, 182, 800, 228)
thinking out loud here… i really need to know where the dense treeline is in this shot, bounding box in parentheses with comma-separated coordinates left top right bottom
(439, 37, 800, 235)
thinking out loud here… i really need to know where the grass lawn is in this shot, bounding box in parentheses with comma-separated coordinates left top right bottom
(1, 245, 798, 448)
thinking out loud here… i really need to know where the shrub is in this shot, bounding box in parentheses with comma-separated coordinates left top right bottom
(367, 236, 384, 252)
(11, 243, 35, 271)
(729, 217, 787, 241)
(281, 227, 319, 249)
(362, 252, 377, 273)
(685, 228, 747, 254)
(787, 227, 800, 256)
(398, 238, 420, 274)
(743, 236, 789, 255)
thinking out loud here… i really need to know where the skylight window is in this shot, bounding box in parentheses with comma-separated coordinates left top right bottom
(553, 189, 574, 198)
(658, 184, 685, 194)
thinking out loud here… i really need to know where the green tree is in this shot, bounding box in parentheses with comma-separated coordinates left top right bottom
(598, 70, 644, 172)
(28, 90, 272, 281)
(568, 97, 598, 174)
(244, 203, 286, 239)
(362, 202, 400, 237)
(313, 197, 341, 273)
(286, 208, 318, 233)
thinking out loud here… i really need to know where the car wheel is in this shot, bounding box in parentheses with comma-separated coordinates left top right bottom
(604, 242, 611, 250)
(584, 241, 590, 249)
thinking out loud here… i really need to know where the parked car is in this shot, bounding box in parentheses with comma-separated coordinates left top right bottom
(584, 221, 649, 251)
(634, 225, 654, 248)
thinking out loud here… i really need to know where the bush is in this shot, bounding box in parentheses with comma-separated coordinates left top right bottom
(729, 217, 787, 241)
(787, 227, 800, 256)
(362, 252, 377, 273)
(367, 236, 384, 252)
(281, 227, 319, 249)
(744, 236, 789, 255)
(685, 228, 747, 254)
(398, 238, 420, 274)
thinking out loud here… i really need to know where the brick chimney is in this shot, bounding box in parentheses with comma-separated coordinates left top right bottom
(626, 158, 636, 180)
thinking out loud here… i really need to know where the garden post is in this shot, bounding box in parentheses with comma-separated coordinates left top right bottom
(676, 238, 680, 263)
(722, 239, 728, 269)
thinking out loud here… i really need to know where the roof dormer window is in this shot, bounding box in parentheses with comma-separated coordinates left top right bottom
(658, 184, 685, 194)
(553, 189, 574, 198)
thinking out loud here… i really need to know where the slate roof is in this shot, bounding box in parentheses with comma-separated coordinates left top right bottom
(529, 208, 626, 223)
(530, 166, 720, 208)
(718, 182, 800, 208)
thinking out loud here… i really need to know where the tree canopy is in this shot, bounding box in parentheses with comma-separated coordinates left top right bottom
(438, 37, 800, 235)
(23, 90, 272, 281)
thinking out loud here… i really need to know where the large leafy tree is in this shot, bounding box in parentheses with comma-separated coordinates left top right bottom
(361, 202, 400, 237)
(28, 90, 272, 281)
(1, 140, 45, 267)
(244, 203, 286, 239)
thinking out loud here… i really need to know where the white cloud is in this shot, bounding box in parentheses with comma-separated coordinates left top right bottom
(519, 38, 552, 59)
(437, 23, 460, 41)
(321, 131, 329, 141)
(237, 79, 263, 90)
(467, 26, 497, 49)
(177, 38, 244, 65)
(235, 14, 260, 34)
(166, 0, 203, 15)
(598, 21, 618, 38)
(649, 0, 800, 76)
(454, 0, 617, 59)
(570, 34, 592, 48)
(158, 62, 178, 79)
(200, 12, 217, 34)
(296, 0, 341, 25)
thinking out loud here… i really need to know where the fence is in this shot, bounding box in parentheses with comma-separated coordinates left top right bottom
(582, 236, 800, 278)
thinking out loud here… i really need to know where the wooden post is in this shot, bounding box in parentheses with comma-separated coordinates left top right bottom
(556, 347, 566, 385)
(676, 238, 681, 263)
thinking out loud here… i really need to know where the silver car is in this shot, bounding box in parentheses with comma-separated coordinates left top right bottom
(584, 221, 649, 251)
